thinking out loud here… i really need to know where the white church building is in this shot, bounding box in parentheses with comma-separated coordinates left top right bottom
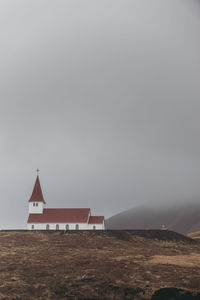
(27, 175, 105, 230)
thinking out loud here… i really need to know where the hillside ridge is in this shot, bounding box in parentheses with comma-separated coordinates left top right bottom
(106, 202, 200, 234)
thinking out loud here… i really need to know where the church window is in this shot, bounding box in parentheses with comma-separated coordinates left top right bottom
(36, 203, 38, 207)
(33, 203, 35, 206)
(93, 226, 96, 230)
(46, 224, 49, 230)
(56, 224, 59, 230)
(32, 225, 34, 230)
(75, 224, 79, 230)
(66, 224, 69, 230)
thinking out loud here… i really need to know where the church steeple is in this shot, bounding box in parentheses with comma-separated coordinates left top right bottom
(28, 174, 46, 214)
(29, 175, 46, 204)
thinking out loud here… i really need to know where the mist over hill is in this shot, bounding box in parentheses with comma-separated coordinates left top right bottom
(105, 201, 200, 234)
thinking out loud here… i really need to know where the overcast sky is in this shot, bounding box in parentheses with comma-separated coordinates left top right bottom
(1, 0, 200, 228)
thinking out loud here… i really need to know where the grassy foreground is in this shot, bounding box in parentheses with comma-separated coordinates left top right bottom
(0, 230, 199, 299)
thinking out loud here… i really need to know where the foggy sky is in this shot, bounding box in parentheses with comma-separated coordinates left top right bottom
(1, 0, 200, 228)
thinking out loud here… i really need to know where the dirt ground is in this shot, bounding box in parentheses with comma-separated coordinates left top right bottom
(0, 230, 199, 299)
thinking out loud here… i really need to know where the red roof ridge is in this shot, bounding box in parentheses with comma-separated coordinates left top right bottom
(29, 176, 46, 203)
(88, 216, 104, 224)
(44, 208, 90, 210)
(27, 208, 91, 223)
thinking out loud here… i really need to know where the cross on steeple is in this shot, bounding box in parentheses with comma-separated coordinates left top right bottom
(36, 168, 40, 176)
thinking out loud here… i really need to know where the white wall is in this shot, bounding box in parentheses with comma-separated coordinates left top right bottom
(29, 202, 45, 214)
(27, 222, 105, 230)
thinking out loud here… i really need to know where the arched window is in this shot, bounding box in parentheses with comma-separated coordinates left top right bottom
(46, 224, 49, 230)
(36, 203, 38, 207)
(66, 224, 69, 230)
(75, 224, 79, 230)
(33, 203, 35, 206)
(93, 225, 96, 230)
(31, 225, 34, 230)
(56, 224, 59, 230)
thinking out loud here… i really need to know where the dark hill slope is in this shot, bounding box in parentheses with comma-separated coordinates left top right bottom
(106, 202, 200, 234)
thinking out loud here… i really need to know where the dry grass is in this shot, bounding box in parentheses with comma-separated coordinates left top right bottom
(0, 230, 199, 299)
(188, 231, 200, 239)
(147, 253, 200, 267)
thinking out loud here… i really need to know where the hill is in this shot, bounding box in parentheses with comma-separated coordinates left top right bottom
(105, 202, 200, 234)
(0, 230, 199, 299)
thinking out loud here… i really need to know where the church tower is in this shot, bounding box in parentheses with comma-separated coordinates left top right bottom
(28, 175, 46, 214)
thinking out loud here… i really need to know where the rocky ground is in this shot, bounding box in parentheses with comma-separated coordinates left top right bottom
(0, 230, 199, 299)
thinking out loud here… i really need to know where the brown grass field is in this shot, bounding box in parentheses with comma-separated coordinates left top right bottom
(0, 230, 199, 299)
(188, 231, 200, 240)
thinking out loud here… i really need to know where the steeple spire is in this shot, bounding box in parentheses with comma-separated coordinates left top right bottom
(29, 174, 46, 203)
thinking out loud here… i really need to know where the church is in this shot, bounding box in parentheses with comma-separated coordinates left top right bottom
(27, 175, 105, 230)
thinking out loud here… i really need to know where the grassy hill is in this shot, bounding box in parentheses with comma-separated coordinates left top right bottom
(106, 202, 200, 234)
(0, 230, 199, 299)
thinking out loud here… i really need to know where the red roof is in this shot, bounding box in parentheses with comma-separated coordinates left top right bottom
(88, 216, 104, 224)
(27, 208, 91, 223)
(29, 176, 46, 203)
